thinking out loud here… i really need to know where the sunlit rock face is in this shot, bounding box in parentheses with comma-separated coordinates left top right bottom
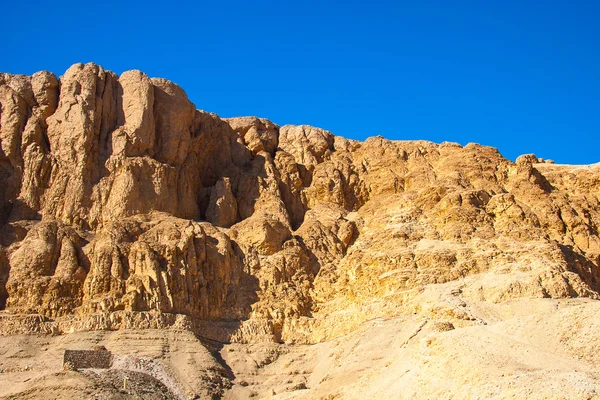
(1, 63, 599, 347)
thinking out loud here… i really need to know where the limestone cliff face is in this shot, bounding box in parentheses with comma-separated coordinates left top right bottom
(1, 63, 599, 343)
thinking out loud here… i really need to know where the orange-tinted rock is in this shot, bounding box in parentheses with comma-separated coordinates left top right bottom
(1, 63, 599, 348)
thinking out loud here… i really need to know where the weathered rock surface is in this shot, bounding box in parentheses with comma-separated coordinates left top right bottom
(1, 63, 600, 399)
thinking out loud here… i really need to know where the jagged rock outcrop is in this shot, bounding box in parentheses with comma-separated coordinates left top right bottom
(1, 63, 600, 348)
(5, 221, 87, 316)
(205, 177, 238, 228)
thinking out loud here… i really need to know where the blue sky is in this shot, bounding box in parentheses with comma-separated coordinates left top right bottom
(2, 1, 599, 163)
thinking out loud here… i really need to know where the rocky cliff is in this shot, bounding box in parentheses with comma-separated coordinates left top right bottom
(1, 63, 599, 348)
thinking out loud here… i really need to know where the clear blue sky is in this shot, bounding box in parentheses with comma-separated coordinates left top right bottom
(2, 1, 599, 163)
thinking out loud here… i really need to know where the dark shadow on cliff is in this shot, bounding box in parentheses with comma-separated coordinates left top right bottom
(198, 337, 236, 383)
(559, 244, 600, 293)
(531, 168, 556, 193)
(0, 247, 8, 310)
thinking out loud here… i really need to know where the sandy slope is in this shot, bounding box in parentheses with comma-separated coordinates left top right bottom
(222, 296, 600, 399)
(2, 294, 598, 399)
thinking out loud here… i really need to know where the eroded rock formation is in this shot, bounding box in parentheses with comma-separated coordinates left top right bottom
(1, 63, 600, 346)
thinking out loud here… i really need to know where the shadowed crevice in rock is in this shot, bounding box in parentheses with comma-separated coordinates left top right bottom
(198, 337, 237, 381)
(0, 247, 8, 310)
(559, 244, 600, 293)
(531, 168, 556, 193)
(0, 190, 12, 226)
